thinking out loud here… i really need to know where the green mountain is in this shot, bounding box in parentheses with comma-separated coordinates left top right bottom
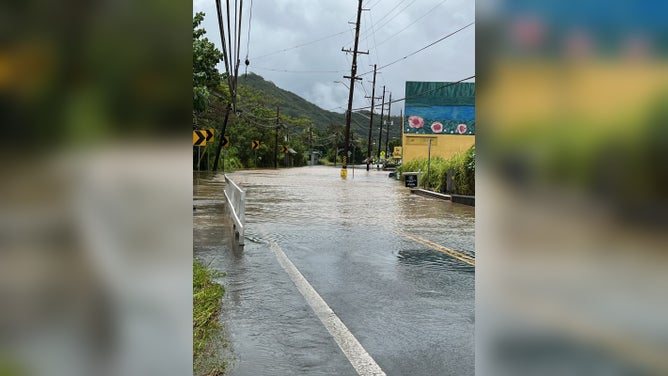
(238, 73, 403, 140)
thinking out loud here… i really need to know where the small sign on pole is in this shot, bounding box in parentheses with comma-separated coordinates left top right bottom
(404, 173, 419, 188)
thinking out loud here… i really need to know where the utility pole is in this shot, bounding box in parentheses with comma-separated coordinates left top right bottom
(308, 125, 313, 166)
(274, 107, 279, 169)
(385, 92, 392, 157)
(212, 104, 232, 171)
(341, 0, 368, 179)
(284, 124, 289, 168)
(399, 108, 403, 157)
(365, 65, 379, 171)
(351, 129, 355, 178)
(334, 129, 338, 167)
(376, 86, 386, 160)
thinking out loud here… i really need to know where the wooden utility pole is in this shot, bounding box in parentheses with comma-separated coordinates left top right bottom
(341, 0, 368, 179)
(212, 104, 232, 171)
(285, 124, 289, 167)
(365, 65, 378, 171)
(274, 106, 279, 169)
(308, 125, 313, 166)
(376, 87, 386, 160)
(399, 108, 403, 154)
(385, 92, 392, 156)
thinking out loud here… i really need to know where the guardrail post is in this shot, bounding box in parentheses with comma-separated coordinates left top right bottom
(224, 174, 245, 247)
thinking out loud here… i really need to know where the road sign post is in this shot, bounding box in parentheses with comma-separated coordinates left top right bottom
(404, 172, 419, 188)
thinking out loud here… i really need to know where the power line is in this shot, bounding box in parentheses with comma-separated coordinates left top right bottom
(366, 9, 386, 88)
(238, 113, 280, 129)
(357, 0, 418, 45)
(364, 0, 383, 9)
(250, 30, 349, 61)
(352, 74, 475, 111)
(252, 66, 346, 74)
(364, 0, 415, 40)
(375, 0, 449, 48)
(358, 21, 474, 76)
(244, 0, 253, 74)
(372, 0, 410, 26)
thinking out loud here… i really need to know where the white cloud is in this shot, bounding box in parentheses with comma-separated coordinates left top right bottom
(197, 0, 474, 115)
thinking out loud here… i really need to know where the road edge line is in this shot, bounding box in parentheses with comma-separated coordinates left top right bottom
(268, 240, 386, 376)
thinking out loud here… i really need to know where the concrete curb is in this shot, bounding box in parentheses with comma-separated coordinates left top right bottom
(409, 189, 475, 207)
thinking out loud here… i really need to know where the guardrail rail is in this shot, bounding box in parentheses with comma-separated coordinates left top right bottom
(224, 174, 245, 246)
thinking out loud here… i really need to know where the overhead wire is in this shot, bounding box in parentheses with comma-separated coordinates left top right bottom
(375, 0, 449, 48)
(238, 113, 280, 129)
(251, 30, 349, 61)
(244, 0, 253, 74)
(352, 74, 475, 111)
(226, 0, 233, 82)
(354, 0, 418, 45)
(214, 0, 232, 90)
(233, 0, 244, 93)
(366, 9, 387, 88)
(358, 21, 475, 77)
(364, 0, 411, 34)
(252, 66, 346, 74)
(364, 0, 418, 42)
(364, 0, 383, 9)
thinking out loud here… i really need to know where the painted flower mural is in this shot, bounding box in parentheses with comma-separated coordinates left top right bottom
(430, 122, 444, 133)
(408, 116, 424, 129)
(457, 123, 467, 134)
(404, 81, 474, 135)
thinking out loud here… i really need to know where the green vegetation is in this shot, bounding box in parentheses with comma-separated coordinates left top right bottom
(193, 260, 227, 375)
(240, 73, 404, 136)
(399, 146, 475, 195)
(192, 13, 403, 170)
(193, 12, 224, 115)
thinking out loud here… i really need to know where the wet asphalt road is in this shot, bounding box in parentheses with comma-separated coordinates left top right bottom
(194, 166, 474, 375)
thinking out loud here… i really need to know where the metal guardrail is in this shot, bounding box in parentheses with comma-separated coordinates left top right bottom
(224, 174, 245, 246)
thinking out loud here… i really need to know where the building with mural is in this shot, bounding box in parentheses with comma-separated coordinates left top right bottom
(401, 81, 475, 162)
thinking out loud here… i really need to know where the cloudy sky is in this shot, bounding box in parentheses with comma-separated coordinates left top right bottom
(193, 0, 474, 116)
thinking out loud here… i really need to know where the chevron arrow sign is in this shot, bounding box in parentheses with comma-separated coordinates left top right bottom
(204, 129, 215, 142)
(193, 130, 206, 146)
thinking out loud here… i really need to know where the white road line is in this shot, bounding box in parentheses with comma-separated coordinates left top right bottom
(268, 240, 387, 376)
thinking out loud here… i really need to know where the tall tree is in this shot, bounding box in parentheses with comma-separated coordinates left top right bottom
(193, 12, 224, 117)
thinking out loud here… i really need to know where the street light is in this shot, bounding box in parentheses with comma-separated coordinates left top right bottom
(333, 80, 350, 90)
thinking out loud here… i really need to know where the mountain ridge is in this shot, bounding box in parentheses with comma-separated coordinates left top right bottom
(238, 72, 403, 140)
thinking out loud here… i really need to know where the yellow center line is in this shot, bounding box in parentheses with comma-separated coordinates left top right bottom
(400, 232, 475, 267)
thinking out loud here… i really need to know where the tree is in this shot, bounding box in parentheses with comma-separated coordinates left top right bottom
(193, 12, 223, 116)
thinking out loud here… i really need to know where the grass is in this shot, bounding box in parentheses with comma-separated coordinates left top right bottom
(193, 260, 227, 375)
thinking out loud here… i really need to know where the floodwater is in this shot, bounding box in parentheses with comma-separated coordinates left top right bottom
(193, 165, 475, 375)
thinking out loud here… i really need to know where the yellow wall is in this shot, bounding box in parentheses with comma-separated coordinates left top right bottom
(401, 134, 475, 162)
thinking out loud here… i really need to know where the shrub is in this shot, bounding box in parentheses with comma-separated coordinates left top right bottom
(398, 145, 475, 195)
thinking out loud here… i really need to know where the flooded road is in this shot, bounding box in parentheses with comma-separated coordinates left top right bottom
(194, 166, 474, 375)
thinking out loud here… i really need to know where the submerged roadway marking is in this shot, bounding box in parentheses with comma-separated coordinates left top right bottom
(267, 239, 387, 376)
(400, 232, 476, 267)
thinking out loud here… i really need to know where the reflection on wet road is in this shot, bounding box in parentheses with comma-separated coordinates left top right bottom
(194, 166, 474, 375)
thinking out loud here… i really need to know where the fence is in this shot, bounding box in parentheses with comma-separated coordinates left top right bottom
(224, 174, 245, 246)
